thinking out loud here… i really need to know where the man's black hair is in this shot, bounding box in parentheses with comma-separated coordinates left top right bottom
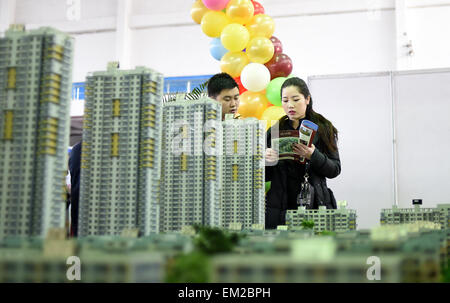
(207, 73, 239, 98)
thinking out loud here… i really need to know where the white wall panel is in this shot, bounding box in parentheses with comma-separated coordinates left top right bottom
(131, 25, 216, 77)
(309, 73, 395, 230)
(309, 68, 450, 228)
(393, 69, 450, 207)
(275, 11, 396, 80)
(72, 32, 117, 82)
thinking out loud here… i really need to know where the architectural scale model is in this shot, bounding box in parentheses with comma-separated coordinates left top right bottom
(0, 229, 164, 282)
(370, 221, 448, 268)
(0, 222, 447, 283)
(221, 118, 265, 230)
(78, 62, 164, 237)
(0, 25, 74, 238)
(159, 97, 222, 233)
(211, 221, 447, 283)
(380, 200, 450, 229)
(285, 201, 357, 232)
(210, 252, 407, 283)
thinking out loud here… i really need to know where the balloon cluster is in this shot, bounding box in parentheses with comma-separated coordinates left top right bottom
(191, 0, 293, 128)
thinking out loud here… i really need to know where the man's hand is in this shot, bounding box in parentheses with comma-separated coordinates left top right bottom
(293, 143, 315, 160)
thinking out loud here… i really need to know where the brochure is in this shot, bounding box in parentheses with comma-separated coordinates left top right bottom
(271, 120, 318, 164)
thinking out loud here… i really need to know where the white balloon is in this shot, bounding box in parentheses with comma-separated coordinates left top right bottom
(240, 63, 271, 92)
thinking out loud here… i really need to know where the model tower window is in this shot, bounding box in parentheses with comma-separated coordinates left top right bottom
(39, 118, 58, 155)
(7, 67, 16, 89)
(3, 111, 13, 140)
(113, 99, 120, 117)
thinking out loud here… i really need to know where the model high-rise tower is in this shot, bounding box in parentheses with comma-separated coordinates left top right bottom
(78, 63, 164, 236)
(221, 117, 265, 230)
(0, 25, 74, 238)
(159, 97, 222, 233)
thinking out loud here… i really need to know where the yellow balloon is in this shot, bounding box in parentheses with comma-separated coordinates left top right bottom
(246, 14, 275, 38)
(201, 11, 230, 38)
(226, 0, 254, 25)
(238, 91, 269, 119)
(246, 37, 274, 64)
(191, 0, 210, 24)
(220, 51, 250, 78)
(221, 23, 250, 52)
(261, 106, 286, 130)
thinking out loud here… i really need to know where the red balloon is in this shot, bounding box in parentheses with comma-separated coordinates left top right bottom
(270, 36, 283, 54)
(265, 53, 293, 80)
(251, 0, 265, 15)
(234, 77, 247, 94)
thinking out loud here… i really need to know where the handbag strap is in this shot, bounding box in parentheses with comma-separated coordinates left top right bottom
(298, 160, 313, 208)
(304, 160, 311, 180)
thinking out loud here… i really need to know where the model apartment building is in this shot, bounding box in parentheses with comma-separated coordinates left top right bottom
(78, 62, 164, 236)
(0, 25, 73, 238)
(286, 201, 357, 232)
(380, 200, 450, 229)
(159, 97, 222, 233)
(221, 117, 265, 230)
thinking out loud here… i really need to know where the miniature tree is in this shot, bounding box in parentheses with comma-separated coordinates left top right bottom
(165, 225, 244, 283)
(192, 224, 242, 255)
(165, 252, 210, 283)
(301, 220, 315, 230)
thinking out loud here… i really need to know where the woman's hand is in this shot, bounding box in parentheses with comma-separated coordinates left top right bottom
(265, 148, 278, 165)
(293, 143, 315, 160)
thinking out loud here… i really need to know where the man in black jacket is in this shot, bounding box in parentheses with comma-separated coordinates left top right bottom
(68, 141, 82, 236)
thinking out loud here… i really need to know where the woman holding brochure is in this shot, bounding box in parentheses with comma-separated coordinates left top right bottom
(265, 77, 341, 229)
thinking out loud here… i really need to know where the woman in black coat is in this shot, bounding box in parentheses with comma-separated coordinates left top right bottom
(265, 77, 341, 229)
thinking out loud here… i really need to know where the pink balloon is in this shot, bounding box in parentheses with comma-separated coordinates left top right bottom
(202, 0, 230, 11)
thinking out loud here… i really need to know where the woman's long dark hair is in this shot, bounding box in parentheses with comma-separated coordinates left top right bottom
(280, 77, 338, 153)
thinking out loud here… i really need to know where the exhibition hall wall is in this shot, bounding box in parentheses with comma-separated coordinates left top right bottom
(309, 72, 395, 229)
(3, 0, 450, 81)
(1, 0, 449, 229)
(309, 69, 450, 229)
